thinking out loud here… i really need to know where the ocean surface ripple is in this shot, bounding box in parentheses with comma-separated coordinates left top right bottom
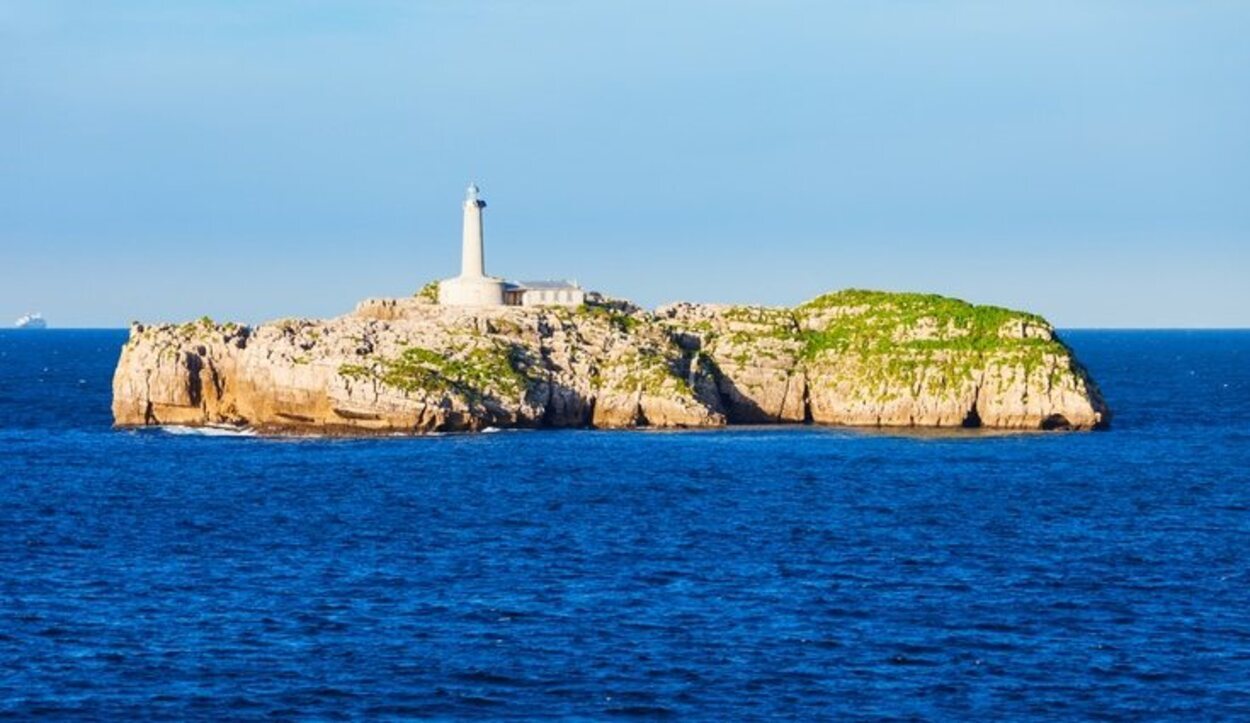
(1, 330, 1248, 719)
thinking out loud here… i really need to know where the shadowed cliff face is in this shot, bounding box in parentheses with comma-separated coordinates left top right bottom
(112, 291, 1109, 434)
(659, 290, 1109, 431)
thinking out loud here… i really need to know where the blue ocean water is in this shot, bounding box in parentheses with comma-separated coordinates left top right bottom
(1, 330, 1248, 719)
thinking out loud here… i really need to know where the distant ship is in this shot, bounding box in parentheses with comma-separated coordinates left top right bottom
(14, 313, 47, 330)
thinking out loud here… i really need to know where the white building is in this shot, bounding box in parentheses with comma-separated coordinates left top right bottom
(504, 280, 585, 307)
(436, 184, 506, 306)
(438, 184, 586, 308)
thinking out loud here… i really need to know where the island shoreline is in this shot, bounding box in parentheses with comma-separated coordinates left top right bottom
(112, 289, 1110, 436)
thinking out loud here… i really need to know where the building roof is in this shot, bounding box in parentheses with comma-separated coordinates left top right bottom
(507, 280, 581, 291)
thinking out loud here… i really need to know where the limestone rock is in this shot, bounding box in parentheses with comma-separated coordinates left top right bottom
(796, 290, 1108, 430)
(657, 303, 807, 423)
(113, 289, 1109, 435)
(113, 304, 725, 434)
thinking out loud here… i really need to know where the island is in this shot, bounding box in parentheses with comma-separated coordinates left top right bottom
(112, 185, 1108, 434)
(111, 289, 1108, 435)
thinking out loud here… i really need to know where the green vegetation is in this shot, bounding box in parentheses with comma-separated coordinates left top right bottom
(798, 289, 1056, 358)
(722, 305, 798, 330)
(575, 302, 640, 334)
(339, 363, 372, 381)
(338, 343, 531, 402)
(604, 349, 693, 398)
(415, 280, 440, 303)
(173, 315, 221, 339)
(795, 290, 1069, 400)
(652, 360, 695, 398)
(703, 305, 802, 353)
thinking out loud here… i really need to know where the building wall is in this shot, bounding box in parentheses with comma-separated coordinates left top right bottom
(438, 277, 505, 306)
(443, 282, 584, 307)
(519, 288, 585, 307)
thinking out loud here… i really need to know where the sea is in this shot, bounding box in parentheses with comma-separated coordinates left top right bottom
(1, 329, 1248, 719)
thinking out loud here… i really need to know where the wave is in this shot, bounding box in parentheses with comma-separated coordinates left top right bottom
(158, 425, 257, 437)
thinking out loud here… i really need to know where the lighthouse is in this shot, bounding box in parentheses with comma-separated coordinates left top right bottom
(434, 183, 586, 307)
(460, 183, 486, 278)
(437, 183, 506, 306)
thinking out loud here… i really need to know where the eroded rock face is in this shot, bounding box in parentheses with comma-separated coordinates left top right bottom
(795, 291, 1108, 430)
(113, 302, 725, 434)
(113, 290, 1109, 434)
(656, 303, 807, 423)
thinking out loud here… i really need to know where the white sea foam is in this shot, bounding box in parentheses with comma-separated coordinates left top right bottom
(158, 425, 257, 437)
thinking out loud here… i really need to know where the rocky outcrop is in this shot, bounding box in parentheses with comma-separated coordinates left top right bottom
(659, 290, 1108, 430)
(113, 302, 725, 434)
(113, 290, 1109, 434)
(656, 303, 808, 423)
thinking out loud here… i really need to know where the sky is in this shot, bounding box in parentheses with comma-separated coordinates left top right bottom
(3, 1, 1248, 328)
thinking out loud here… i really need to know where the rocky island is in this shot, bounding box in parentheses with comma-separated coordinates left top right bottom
(112, 186, 1108, 434)
(112, 289, 1109, 434)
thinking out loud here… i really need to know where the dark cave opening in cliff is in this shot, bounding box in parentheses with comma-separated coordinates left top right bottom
(1041, 414, 1073, 431)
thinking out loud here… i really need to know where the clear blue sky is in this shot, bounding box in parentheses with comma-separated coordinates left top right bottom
(3, 1, 1248, 328)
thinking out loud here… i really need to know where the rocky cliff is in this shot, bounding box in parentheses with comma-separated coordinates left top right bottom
(112, 290, 1109, 434)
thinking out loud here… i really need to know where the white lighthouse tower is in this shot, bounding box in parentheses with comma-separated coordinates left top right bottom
(438, 183, 506, 306)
